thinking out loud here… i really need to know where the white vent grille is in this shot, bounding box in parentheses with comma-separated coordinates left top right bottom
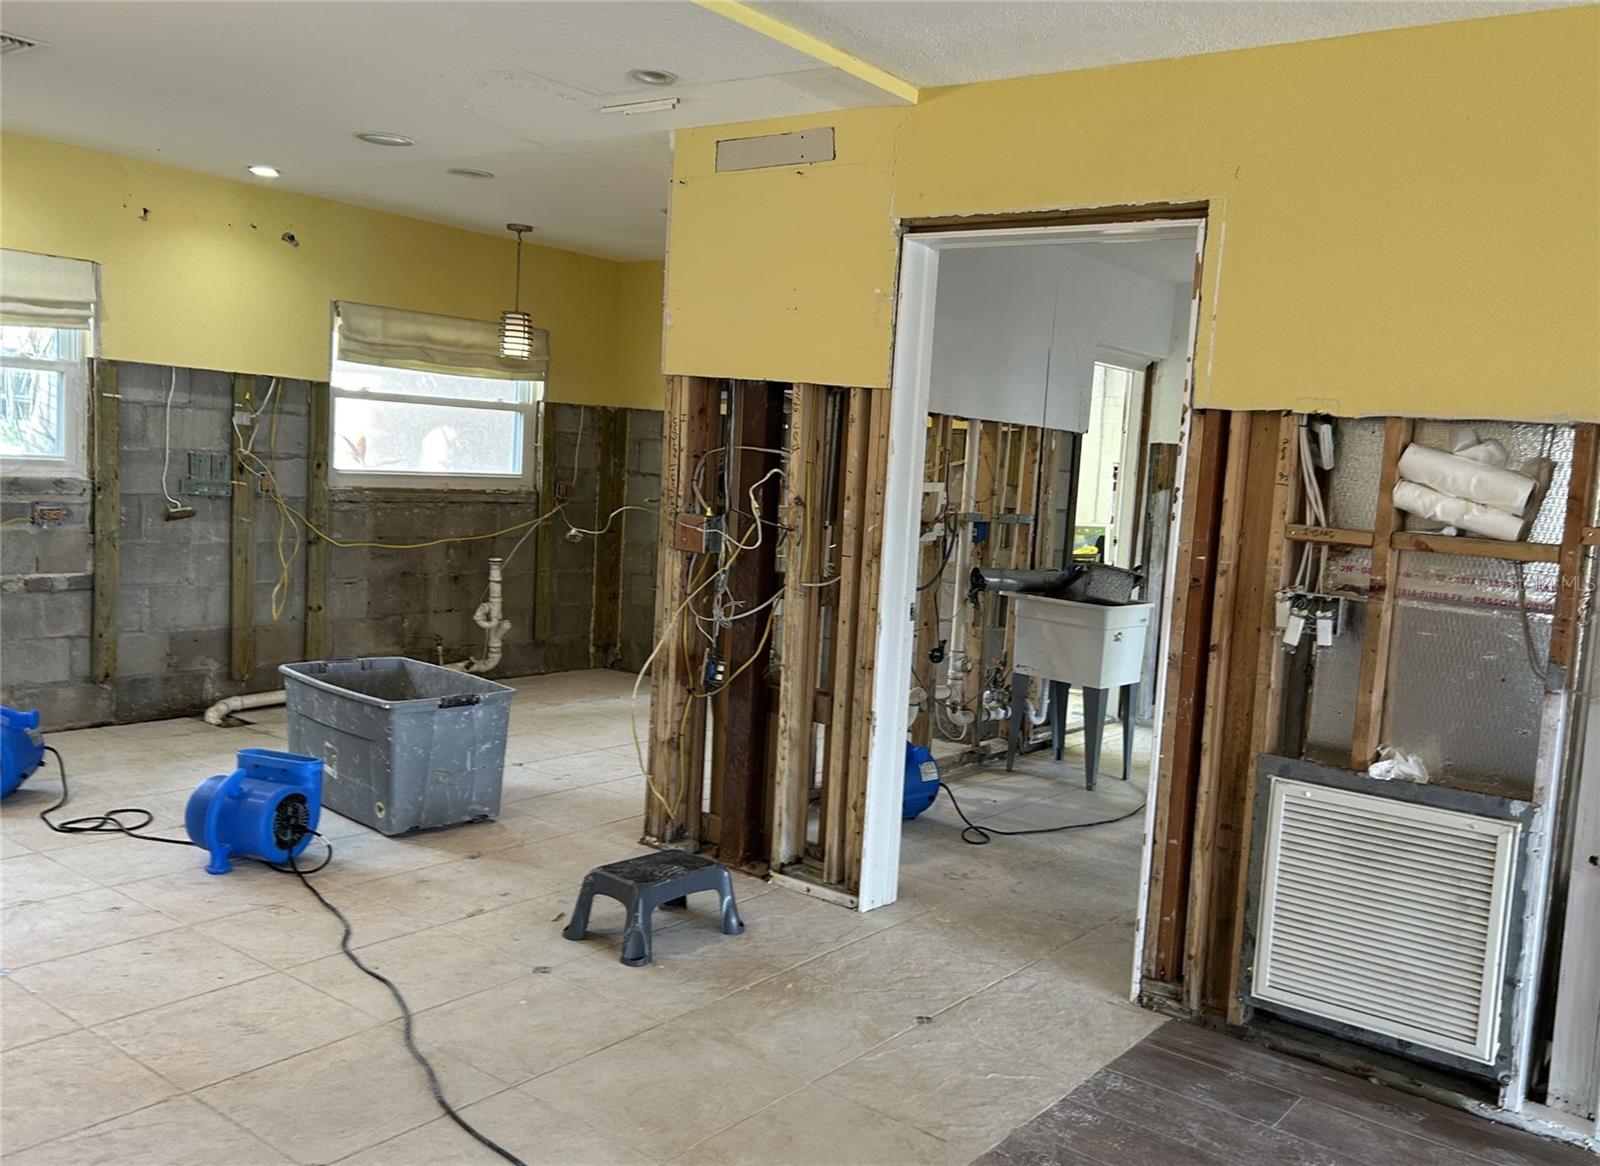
(1254, 777, 1519, 1065)
(0, 32, 44, 57)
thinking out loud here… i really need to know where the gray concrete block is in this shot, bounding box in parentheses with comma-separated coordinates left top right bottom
(0, 530, 39, 575)
(35, 529, 92, 575)
(632, 438, 662, 477)
(326, 578, 368, 620)
(0, 680, 111, 731)
(12, 637, 72, 685)
(166, 629, 230, 673)
(119, 539, 191, 586)
(117, 631, 170, 677)
(113, 671, 210, 723)
(145, 584, 228, 631)
(252, 620, 304, 668)
(5, 590, 91, 638)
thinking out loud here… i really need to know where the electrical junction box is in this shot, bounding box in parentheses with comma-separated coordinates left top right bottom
(30, 503, 67, 526)
(182, 451, 231, 498)
(675, 512, 724, 556)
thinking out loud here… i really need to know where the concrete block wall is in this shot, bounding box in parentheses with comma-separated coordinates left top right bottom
(110, 365, 311, 722)
(0, 476, 99, 726)
(0, 365, 664, 730)
(619, 408, 664, 674)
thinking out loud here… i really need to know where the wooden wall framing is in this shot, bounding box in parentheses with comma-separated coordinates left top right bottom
(644, 379, 891, 896)
(1142, 413, 1600, 1046)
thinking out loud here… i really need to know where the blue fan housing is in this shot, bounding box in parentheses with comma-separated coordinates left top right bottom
(902, 743, 940, 820)
(185, 748, 323, 875)
(1, 707, 45, 800)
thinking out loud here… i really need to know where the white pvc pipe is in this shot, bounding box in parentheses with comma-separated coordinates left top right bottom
(204, 690, 285, 726)
(448, 557, 511, 674)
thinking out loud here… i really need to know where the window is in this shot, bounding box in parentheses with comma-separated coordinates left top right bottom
(1, 326, 85, 468)
(1, 250, 97, 478)
(329, 302, 546, 490)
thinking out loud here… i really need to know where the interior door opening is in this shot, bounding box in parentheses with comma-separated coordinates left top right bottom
(861, 217, 1207, 1018)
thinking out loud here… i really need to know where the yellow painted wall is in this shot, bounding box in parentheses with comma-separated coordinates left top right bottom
(0, 133, 666, 409)
(665, 7, 1600, 421)
(616, 260, 667, 410)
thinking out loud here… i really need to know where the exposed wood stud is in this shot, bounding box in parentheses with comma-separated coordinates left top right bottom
(589, 407, 627, 668)
(230, 372, 257, 683)
(845, 390, 892, 889)
(1549, 422, 1599, 674)
(1145, 410, 1224, 985)
(714, 383, 783, 868)
(89, 360, 120, 684)
(961, 420, 999, 725)
(535, 402, 559, 641)
(1226, 411, 1300, 1024)
(821, 389, 870, 884)
(304, 381, 330, 660)
(773, 384, 826, 867)
(1285, 524, 1374, 548)
(1349, 417, 1414, 770)
(910, 415, 952, 747)
(1389, 531, 1560, 563)
(645, 377, 719, 846)
(1183, 413, 1250, 1015)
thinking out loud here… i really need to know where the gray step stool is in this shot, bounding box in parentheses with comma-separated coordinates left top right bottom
(563, 851, 745, 967)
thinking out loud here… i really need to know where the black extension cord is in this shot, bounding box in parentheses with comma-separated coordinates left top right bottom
(35, 745, 526, 1166)
(937, 779, 1146, 845)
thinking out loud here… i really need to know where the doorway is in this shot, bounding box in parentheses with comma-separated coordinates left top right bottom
(859, 217, 1209, 1022)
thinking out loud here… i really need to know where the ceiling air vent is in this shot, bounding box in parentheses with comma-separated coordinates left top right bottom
(1249, 774, 1521, 1067)
(0, 32, 45, 57)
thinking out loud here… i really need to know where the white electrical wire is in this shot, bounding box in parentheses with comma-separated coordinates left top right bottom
(159, 368, 184, 512)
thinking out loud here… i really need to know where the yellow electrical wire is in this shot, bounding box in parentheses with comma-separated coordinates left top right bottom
(0, 517, 31, 527)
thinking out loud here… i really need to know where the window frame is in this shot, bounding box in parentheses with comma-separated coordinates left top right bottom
(326, 358, 543, 494)
(0, 324, 90, 480)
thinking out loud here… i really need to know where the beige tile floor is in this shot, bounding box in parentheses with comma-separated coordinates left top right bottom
(0, 670, 1161, 1165)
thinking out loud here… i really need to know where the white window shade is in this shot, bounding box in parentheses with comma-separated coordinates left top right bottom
(335, 300, 547, 380)
(1, 249, 98, 330)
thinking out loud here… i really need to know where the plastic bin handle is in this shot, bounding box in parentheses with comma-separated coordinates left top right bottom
(439, 694, 482, 709)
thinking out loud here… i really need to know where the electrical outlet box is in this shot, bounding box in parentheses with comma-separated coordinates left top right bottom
(554, 480, 573, 502)
(675, 512, 724, 555)
(30, 503, 67, 526)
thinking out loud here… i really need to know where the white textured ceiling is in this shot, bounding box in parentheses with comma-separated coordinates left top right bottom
(2, 1, 1578, 260)
(0, 1, 882, 260)
(754, 0, 1577, 87)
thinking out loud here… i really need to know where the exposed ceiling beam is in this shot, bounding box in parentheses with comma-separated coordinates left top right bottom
(692, 0, 920, 105)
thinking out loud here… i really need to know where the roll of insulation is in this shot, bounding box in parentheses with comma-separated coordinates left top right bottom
(1455, 439, 1508, 468)
(1396, 443, 1537, 516)
(1392, 480, 1528, 541)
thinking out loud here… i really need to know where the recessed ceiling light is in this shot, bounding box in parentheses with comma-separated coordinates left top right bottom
(354, 131, 415, 147)
(628, 68, 677, 87)
(447, 167, 495, 179)
(247, 164, 281, 178)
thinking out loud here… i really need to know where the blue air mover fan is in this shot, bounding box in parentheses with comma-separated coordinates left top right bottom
(185, 748, 322, 874)
(902, 743, 940, 820)
(1, 707, 46, 799)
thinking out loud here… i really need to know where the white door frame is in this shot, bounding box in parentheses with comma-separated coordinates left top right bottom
(860, 219, 1208, 1004)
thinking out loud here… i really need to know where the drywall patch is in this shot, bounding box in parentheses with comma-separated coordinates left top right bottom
(716, 127, 835, 173)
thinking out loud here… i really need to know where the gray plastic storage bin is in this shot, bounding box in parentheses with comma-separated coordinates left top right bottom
(280, 657, 514, 836)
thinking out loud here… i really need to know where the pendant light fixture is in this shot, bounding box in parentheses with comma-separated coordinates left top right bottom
(499, 223, 534, 361)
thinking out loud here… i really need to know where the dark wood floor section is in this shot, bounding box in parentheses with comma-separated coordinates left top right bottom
(975, 1023, 1594, 1166)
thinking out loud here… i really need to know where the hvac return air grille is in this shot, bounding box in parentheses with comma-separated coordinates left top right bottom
(1253, 777, 1519, 1065)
